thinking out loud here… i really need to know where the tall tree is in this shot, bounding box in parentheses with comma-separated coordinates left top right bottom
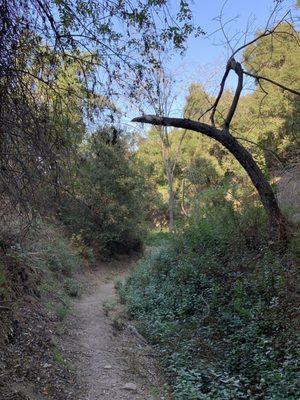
(0, 0, 199, 228)
(140, 65, 188, 231)
(242, 23, 300, 171)
(133, 19, 300, 243)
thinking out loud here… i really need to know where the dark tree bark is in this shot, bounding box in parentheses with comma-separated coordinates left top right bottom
(132, 115, 287, 243)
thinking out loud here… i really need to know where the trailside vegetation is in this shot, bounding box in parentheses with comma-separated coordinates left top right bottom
(0, 0, 299, 398)
(119, 191, 300, 399)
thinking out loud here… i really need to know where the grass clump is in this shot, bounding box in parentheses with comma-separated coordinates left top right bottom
(119, 191, 300, 399)
(25, 222, 84, 320)
(40, 237, 82, 276)
(56, 304, 70, 320)
(52, 346, 74, 371)
(63, 277, 82, 298)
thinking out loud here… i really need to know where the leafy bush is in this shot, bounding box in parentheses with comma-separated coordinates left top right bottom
(119, 190, 299, 399)
(24, 221, 82, 275)
(58, 129, 154, 255)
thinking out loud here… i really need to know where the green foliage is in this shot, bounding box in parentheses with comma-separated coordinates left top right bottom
(240, 23, 300, 163)
(102, 298, 117, 315)
(56, 304, 70, 321)
(144, 229, 172, 246)
(187, 157, 220, 187)
(137, 128, 222, 223)
(119, 189, 299, 399)
(52, 346, 65, 365)
(52, 346, 74, 371)
(111, 315, 125, 331)
(40, 238, 82, 276)
(59, 127, 153, 254)
(63, 277, 82, 298)
(136, 24, 300, 230)
(24, 222, 84, 322)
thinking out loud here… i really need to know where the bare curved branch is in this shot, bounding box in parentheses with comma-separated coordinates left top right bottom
(210, 65, 230, 126)
(224, 59, 243, 130)
(243, 70, 300, 96)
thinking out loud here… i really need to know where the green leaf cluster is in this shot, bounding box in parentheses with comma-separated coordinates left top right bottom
(119, 190, 299, 399)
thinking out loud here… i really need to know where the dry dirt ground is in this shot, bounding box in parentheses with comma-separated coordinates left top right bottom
(0, 256, 168, 400)
(59, 257, 169, 400)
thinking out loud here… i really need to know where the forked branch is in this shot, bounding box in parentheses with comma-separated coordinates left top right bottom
(224, 58, 243, 130)
(208, 7, 298, 131)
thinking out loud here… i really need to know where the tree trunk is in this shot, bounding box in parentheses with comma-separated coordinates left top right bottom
(159, 126, 175, 232)
(132, 115, 287, 243)
(217, 130, 287, 243)
(181, 178, 188, 217)
(166, 165, 175, 231)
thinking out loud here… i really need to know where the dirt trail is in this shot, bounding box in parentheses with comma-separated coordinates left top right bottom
(61, 259, 167, 400)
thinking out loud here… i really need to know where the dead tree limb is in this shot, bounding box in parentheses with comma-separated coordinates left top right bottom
(132, 114, 287, 243)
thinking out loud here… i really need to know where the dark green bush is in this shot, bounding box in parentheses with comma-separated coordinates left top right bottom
(58, 128, 154, 255)
(119, 191, 299, 399)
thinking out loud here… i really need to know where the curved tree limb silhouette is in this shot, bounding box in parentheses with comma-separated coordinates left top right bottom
(132, 2, 300, 244)
(132, 114, 287, 242)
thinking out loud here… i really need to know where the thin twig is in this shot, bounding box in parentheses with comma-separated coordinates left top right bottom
(243, 70, 300, 96)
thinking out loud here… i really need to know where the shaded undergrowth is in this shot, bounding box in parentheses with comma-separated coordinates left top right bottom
(0, 220, 85, 399)
(118, 193, 300, 399)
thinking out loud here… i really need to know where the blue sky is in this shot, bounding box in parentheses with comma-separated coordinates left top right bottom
(173, 0, 298, 67)
(162, 0, 297, 113)
(124, 0, 298, 126)
(174, 0, 293, 66)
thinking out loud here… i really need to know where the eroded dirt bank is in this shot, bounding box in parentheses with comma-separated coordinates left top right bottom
(0, 256, 168, 400)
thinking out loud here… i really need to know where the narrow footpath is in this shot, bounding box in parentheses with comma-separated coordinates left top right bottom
(61, 258, 168, 400)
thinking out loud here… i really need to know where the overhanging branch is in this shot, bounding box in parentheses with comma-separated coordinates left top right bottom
(132, 115, 225, 143)
(131, 113, 287, 242)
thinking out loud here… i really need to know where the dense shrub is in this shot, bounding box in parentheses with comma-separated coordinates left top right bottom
(119, 190, 300, 399)
(26, 222, 83, 277)
(58, 128, 154, 255)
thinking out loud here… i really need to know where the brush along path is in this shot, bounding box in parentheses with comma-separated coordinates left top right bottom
(61, 257, 167, 400)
